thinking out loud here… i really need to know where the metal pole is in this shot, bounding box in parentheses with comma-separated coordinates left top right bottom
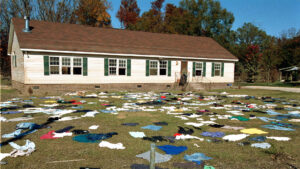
(150, 143, 155, 169)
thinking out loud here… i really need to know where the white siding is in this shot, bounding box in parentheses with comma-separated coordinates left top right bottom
(188, 61, 235, 83)
(11, 31, 24, 83)
(24, 54, 182, 84)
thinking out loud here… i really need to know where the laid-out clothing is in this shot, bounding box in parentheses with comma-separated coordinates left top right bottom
(157, 145, 187, 155)
(136, 151, 172, 164)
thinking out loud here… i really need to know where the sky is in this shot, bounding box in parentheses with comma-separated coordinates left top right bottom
(108, 0, 300, 37)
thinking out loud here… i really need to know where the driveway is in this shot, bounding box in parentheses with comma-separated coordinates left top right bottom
(243, 86, 300, 93)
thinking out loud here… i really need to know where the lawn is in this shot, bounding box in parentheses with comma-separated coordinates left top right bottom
(0, 89, 300, 169)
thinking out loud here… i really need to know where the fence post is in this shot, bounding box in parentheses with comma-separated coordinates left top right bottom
(150, 143, 155, 169)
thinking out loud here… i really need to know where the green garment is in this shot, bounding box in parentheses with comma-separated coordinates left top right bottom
(204, 166, 215, 169)
(229, 116, 250, 121)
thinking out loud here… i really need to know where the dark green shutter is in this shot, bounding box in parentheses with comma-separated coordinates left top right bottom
(127, 59, 131, 76)
(83, 57, 88, 76)
(44, 56, 49, 75)
(203, 62, 206, 77)
(146, 60, 149, 76)
(104, 58, 108, 76)
(221, 62, 224, 77)
(168, 60, 171, 76)
(192, 62, 196, 77)
(211, 62, 215, 77)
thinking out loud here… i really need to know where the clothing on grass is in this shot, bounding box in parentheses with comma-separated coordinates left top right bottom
(251, 142, 271, 149)
(72, 132, 118, 143)
(122, 123, 139, 126)
(40, 130, 57, 139)
(157, 145, 187, 155)
(257, 117, 279, 122)
(266, 110, 282, 115)
(16, 122, 42, 130)
(153, 122, 168, 126)
(270, 122, 294, 128)
(229, 116, 249, 121)
(129, 132, 145, 138)
(72, 130, 89, 135)
(201, 132, 225, 138)
(130, 164, 167, 169)
(143, 136, 167, 142)
(178, 126, 194, 135)
(55, 126, 74, 133)
(99, 141, 125, 149)
(136, 151, 172, 163)
(141, 125, 162, 131)
(184, 153, 212, 165)
(208, 124, 225, 128)
(1, 111, 22, 114)
(222, 134, 249, 142)
(2, 129, 22, 138)
(261, 125, 295, 131)
(240, 128, 268, 134)
(266, 136, 291, 141)
(249, 136, 266, 142)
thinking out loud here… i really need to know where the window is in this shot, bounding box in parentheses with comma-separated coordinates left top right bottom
(150, 61, 158, 75)
(159, 61, 167, 75)
(149, 60, 169, 76)
(195, 62, 203, 76)
(214, 63, 221, 76)
(73, 58, 82, 75)
(12, 52, 17, 67)
(109, 59, 117, 75)
(62, 57, 71, 75)
(118, 59, 126, 75)
(108, 59, 127, 76)
(50, 57, 59, 74)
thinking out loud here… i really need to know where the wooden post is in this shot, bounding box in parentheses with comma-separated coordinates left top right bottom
(150, 143, 155, 169)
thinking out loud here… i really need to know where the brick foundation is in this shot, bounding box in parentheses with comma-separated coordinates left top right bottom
(12, 80, 233, 95)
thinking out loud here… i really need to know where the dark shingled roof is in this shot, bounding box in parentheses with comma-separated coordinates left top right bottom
(13, 18, 237, 60)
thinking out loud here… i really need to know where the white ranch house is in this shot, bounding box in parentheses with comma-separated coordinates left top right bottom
(8, 17, 238, 94)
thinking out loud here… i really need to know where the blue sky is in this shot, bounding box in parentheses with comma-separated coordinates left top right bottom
(108, 0, 300, 37)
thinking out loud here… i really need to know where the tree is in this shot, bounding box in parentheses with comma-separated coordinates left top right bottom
(75, 0, 111, 27)
(36, 0, 78, 23)
(163, 4, 194, 35)
(179, 0, 234, 37)
(132, 0, 165, 32)
(117, 0, 140, 29)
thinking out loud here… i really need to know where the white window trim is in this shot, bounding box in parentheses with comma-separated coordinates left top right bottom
(73, 57, 83, 75)
(195, 62, 203, 76)
(149, 60, 168, 76)
(61, 57, 71, 75)
(214, 62, 221, 77)
(49, 56, 83, 76)
(108, 58, 127, 76)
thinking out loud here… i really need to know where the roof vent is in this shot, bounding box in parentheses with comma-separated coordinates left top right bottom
(23, 16, 31, 33)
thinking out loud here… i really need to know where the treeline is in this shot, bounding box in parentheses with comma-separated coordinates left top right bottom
(0, 0, 299, 82)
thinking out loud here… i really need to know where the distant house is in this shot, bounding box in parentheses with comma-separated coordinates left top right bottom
(8, 17, 238, 94)
(279, 66, 300, 82)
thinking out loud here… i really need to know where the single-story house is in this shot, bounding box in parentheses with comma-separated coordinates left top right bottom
(8, 17, 238, 94)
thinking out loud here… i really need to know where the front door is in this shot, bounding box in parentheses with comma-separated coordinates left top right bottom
(181, 61, 187, 75)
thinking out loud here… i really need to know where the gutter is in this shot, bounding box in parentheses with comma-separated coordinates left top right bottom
(20, 48, 239, 62)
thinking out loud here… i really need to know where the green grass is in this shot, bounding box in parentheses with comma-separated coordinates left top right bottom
(1, 89, 300, 169)
(238, 82, 300, 88)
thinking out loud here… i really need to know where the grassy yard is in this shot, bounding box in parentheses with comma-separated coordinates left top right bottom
(238, 81, 300, 88)
(1, 89, 300, 169)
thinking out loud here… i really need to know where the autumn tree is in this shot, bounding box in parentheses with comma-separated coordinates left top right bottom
(75, 0, 111, 27)
(117, 0, 140, 29)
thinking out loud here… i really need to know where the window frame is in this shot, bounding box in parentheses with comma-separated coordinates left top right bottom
(48, 56, 83, 75)
(214, 62, 221, 77)
(49, 56, 60, 75)
(149, 60, 168, 76)
(61, 57, 71, 75)
(108, 58, 127, 76)
(195, 62, 203, 76)
(73, 57, 83, 75)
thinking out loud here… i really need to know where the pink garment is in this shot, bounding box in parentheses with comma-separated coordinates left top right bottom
(40, 130, 57, 140)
